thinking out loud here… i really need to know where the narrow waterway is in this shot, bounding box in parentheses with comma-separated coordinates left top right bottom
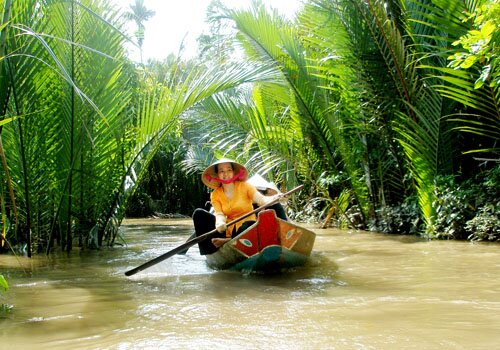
(1, 219, 499, 349)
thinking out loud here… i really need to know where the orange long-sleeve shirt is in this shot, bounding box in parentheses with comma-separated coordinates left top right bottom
(210, 181, 257, 237)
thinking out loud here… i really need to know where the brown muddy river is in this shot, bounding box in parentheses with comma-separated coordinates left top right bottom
(1, 218, 499, 349)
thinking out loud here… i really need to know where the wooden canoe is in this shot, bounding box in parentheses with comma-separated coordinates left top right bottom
(205, 209, 316, 273)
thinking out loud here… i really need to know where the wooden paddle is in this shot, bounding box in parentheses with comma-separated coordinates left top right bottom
(176, 232, 196, 255)
(124, 184, 303, 276)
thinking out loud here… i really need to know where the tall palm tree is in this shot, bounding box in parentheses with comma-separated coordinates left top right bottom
(347, 0, 452, 230)
(201, 1, 374, 221)
(124, 0, 155, 63)
(300, 0, 498, 233)
(0, 0, 283, 254)
(0, 0, 135, 253)
(193, 0, 496, 235)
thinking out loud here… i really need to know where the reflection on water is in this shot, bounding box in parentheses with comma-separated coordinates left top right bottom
(1, 220, 500, 350)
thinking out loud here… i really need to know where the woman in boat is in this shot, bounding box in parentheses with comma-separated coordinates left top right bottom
(193, 158, 286, 255)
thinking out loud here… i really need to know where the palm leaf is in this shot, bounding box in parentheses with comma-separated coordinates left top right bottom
(95, 60, 282, 244)
(221, 1, 374, 217)
(411, 0, 499, 156)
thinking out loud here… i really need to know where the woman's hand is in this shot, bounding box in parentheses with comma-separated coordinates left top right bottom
(215, 213, 227, 233)
(216, 223, 227, 233)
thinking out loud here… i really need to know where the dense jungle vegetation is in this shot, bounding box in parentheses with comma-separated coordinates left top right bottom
(0, 0, 498, 259)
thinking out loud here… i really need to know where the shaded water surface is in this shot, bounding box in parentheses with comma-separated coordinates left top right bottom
(1, 218, 499, 349)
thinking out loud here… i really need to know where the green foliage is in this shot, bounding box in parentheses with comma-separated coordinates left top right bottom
(2, 0, 498, 250)
(428, 175, 475, 239)
(369, 196, 424, 235)
(448, 0, 500, 89)
(1, 0, 135, 253)
(0, 274, 12, 318)
(126, 192, 156, 218)
(178, 0, 498, 241)
(466, 164, 500, 242)
(192, 0, 374, 224)
(421, 0, 500, 156)
(0, 274, 7, 292)
(427, 165, 500, 240)
(126, 139, 206, 217)
(300, 172, 356, 228)
(0, 0, 281, 254)
(466, 204, 500, 242)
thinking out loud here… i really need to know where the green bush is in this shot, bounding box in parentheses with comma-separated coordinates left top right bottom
(369, 196, 423, 235)
(428, 175, 473, 239)
(428, 165, 500, 240)
(466, 204, 500, 242)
